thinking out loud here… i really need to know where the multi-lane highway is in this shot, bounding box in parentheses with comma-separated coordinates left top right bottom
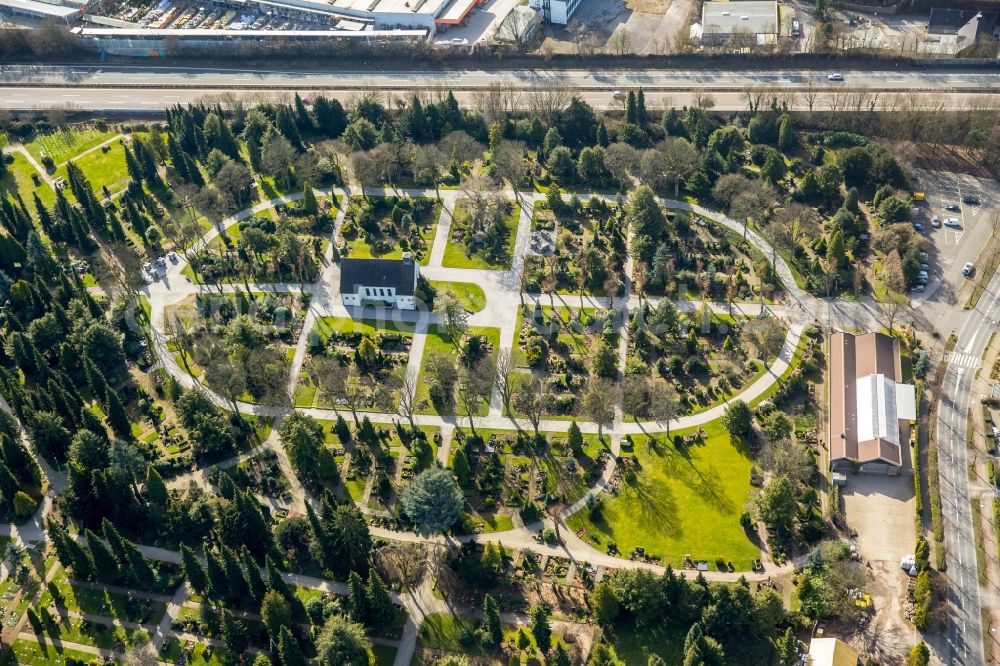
(0, 64, 999, 112)
(937, 266, 1000, 666)
(1, 64, 999, 91)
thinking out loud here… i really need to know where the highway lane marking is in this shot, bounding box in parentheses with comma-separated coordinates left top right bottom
(965, 328, 980, 353)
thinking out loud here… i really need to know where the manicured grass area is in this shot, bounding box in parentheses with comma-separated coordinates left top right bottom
(4, 638, 101, 666)
(38, 567, 167, 625)
(160, 637, 232, 664)
(415, 325, 501, 417)
(460, 511, 515, 533)
(442, 200, 520, 269)
(430, 281, 487, 313)
(604, 617, 686, 666)
(311, 315, 418, 342)
(566, 419, 759, 569)
(418, 613, 511, 656)
(24, 128, 116, 165)
(748, 331, 807, 407)
(0, 152, 54, 211)
(55, 139, 129, 199)
(31, 616, 140, 650)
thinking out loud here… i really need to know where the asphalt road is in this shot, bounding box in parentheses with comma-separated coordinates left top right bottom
(0, 86, 997, 113)
(1, 64, 998, 91)
(937, 266, 1000, 666)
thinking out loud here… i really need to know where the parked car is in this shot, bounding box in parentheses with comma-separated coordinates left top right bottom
(916, 270, 929, 284)
(963, 194, 980, 205)
(913, 222, 923, 232)
(931, 216, 941, 228)
(944, 217, 962, 228)
(945, 203, 960, 212)
(910, 284, 925, 293)
(827, 73, 844, 81)
(963, 262, 975, 277)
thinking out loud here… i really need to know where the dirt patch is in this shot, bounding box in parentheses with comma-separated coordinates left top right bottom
(626, 0, 667, 13)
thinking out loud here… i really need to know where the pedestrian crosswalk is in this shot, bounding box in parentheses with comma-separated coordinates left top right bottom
(949, 351, 981, 369)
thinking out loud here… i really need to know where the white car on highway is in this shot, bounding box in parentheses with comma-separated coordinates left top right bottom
(827, 73, 844, 82)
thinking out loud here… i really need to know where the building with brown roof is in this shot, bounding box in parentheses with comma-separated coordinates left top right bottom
(829, 331, 916, 475)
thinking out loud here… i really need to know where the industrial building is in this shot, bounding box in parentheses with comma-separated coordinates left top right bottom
(695, 0, 779, 45)
(829, 331, 916, 476)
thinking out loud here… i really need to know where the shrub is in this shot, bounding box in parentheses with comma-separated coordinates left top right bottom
(13, 491, 36, 519)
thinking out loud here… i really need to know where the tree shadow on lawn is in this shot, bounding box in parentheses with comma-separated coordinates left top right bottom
(639, 430, 736, 515)
(616, 470, 681, 540)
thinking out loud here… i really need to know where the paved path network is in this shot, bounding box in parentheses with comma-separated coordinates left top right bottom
(0, 182, 911, 665)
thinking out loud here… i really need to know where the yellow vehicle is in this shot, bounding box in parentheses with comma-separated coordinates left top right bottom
(913, 192, 925, 201)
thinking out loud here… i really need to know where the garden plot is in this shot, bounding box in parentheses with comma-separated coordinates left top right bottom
(522, 198, 626, 296)
(187, 201, 336, 284)
(416, 326, 501, 417)
(625, 304, 785, 418)
(443, 197, 519, 269)
(318, 417, 439, 517)
(165, 292, 303, 405)
(296, 316, 413, 411)
(511, 305, 619, 419)
(635, 207, 773, 302)
(340, 196, 440, 265)
(450, 427, 609, 532)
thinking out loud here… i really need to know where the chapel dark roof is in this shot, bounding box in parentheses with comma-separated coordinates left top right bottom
(339, 257, 417, 296)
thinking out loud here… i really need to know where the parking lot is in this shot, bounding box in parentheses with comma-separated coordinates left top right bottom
(910, 169, 999, 307)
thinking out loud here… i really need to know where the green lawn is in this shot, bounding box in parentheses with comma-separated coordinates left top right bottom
(417, 612, 559, 660)
(460, 511, 515, 533)
(603, 617, 686, 665)
(24, 128, 117, 165)
(4, 638, 101, 666)
(160, 637, 232, 664)
(442, 200, 520, 269)
(416, 325, 501, 417)
(0, 152, 54, 212)
(55, 139, 129, 199)
(430, 281, 487, 313)
(38, 567, 167, 625)
(566, 419, 759, 569)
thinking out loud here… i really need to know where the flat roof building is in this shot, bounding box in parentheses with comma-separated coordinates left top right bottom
(829, 331, 916, 475)
(808, 638, 860, 666)
(0, 0, 80, 21)
(699, 0, 778, 45)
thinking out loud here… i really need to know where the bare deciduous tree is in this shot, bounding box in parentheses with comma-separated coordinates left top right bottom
(607, 26, 634, 55)
(527, 82, 570, 124)
(397, 369, 419, 430)
(493, 348, 515, 416)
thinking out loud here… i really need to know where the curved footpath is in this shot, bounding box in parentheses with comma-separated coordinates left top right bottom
(145, 185, 821, 569)
(0, 184, 888, 666)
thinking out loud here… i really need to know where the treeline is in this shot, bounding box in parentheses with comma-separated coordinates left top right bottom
(589, 566, 798, 666)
